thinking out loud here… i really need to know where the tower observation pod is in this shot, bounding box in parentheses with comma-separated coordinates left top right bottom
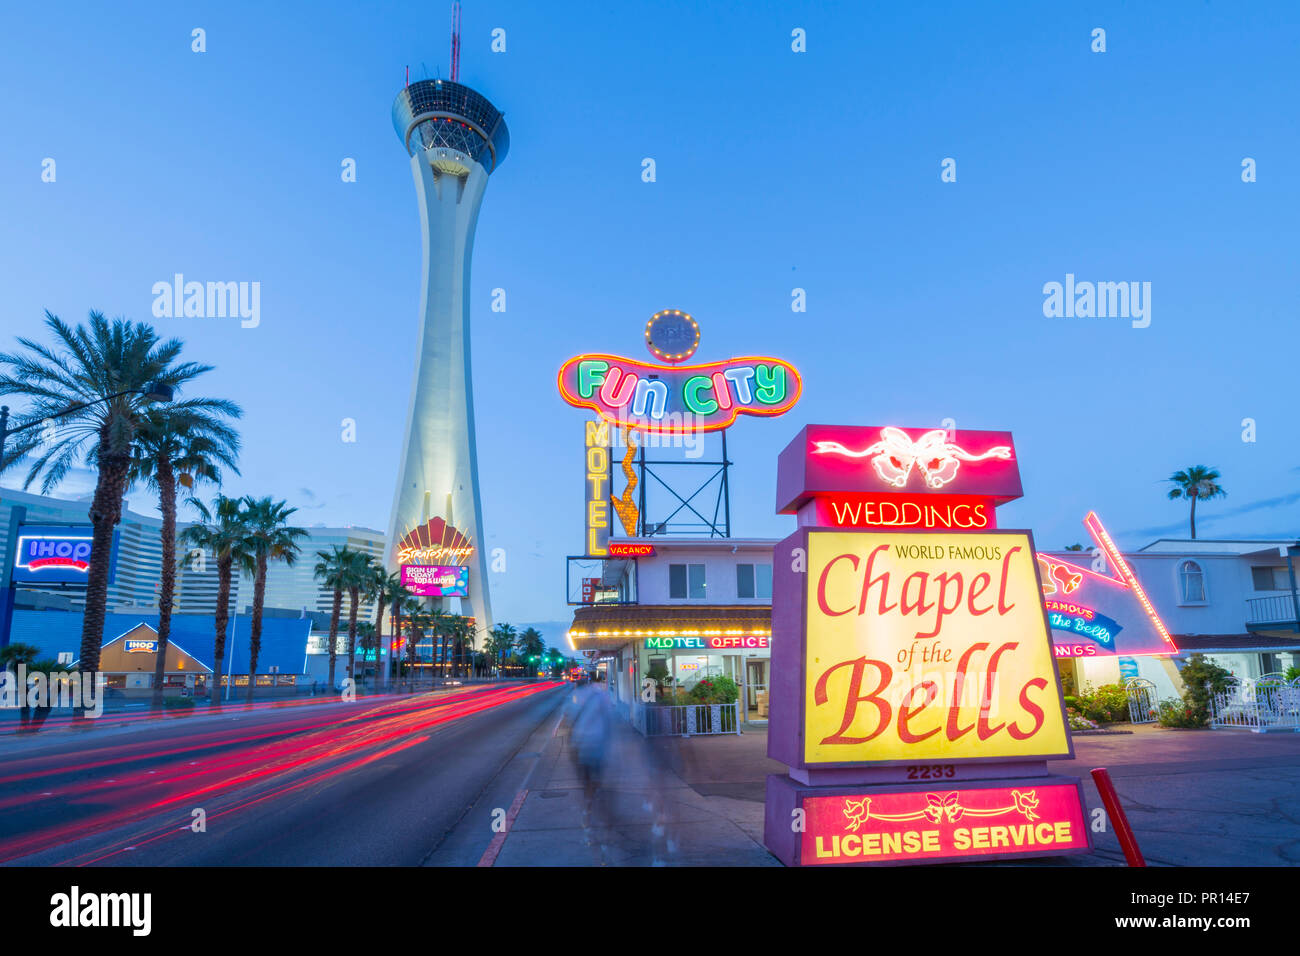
(386, 78, 509, 634)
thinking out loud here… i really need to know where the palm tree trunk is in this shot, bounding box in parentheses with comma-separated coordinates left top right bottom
(77, 450, 130, 713)
(346, 587, 360, 682)
(393, 606, 402, 685)
(327, 589, 342, 689)
(375, 594, 387, 690)
(1189, 491, 1198, 539)
(210, 555, 232, 706)
(246, 555, 268, 703)
(150, 459, 177, 708)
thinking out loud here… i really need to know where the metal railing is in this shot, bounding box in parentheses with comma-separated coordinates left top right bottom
(632, 701, 741, 737)
(1208, 677, 1300, 732)
(1245, 594, 1300, 627)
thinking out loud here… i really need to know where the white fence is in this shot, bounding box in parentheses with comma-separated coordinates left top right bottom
(633, 701, 741, 737)
(1207, 677, 1300, 732)
(1124, 678, 1158, 724)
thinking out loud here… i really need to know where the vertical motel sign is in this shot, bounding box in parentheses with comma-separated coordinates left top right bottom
(764, 425, 1090, 866)
(584, 419, 612, 557)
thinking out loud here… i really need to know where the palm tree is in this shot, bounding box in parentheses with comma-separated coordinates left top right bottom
(179, 494, 248, 706)
(130, 402, 242, 708)
(517, 628, 545, 677)
(1166, 466, 1227, 539)
(344, 551, 377, 684)
(424, 608, 452, 679)
(487, 623, 517, 677)
(451, 615, 477, 678)
(518, 627, 545, 660)
(0, 312, 211, 687)
(376, 572, 409, 689)
(240, 496, 307, 701)
(313, 545, 357, 690)
(356, 622, 378, 679)
(404, 600, 425, 680)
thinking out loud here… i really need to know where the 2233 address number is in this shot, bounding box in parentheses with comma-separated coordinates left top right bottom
(906, 764, 957, 780)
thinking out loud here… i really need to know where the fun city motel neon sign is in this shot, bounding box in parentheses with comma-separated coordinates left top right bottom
(763, 424, 1092, 866)
(563, 310, 803, 562)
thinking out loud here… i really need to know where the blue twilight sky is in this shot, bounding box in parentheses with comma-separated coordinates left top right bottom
(1, 0, 1297, 628)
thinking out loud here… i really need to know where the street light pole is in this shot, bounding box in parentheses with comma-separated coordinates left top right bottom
(0, 406, 10, 471)
(0, 381, 174, 475)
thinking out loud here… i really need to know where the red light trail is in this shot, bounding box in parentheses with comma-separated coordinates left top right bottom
(0, 682, 562, 865)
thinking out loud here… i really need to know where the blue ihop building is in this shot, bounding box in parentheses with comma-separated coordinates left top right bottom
(8, 609, 310, 676)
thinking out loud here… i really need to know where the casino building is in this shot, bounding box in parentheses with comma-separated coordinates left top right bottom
(384, 77, 508, 631)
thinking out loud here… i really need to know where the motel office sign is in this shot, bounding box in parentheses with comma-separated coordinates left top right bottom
(763, 425, 1090, 866)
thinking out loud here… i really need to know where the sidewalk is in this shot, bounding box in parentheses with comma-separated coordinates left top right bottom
(488, 701, 779, 866)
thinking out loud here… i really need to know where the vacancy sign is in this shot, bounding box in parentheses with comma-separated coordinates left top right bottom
(800, 530, 1070, 765)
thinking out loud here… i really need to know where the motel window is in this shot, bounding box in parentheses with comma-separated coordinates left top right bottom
(1251, 566, 1290, 591)
(1179, 560, 1206, 603)
(737, 563, 773, 600)
(670, 563, 706, 599)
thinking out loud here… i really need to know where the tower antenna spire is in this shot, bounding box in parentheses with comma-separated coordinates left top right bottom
(450, 1, 461, 82)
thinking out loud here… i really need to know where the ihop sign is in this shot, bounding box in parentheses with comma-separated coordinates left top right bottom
(11, 526, 114, 586)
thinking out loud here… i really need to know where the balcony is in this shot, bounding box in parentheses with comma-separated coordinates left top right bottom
(1245, 593, 1300, 631)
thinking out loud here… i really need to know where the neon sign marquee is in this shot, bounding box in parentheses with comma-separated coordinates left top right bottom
(16, 535, 92, 573)
(559, 354, 801, 433)
(778, 425, 1022, 515)
(396, 517, 474, 566)
(10, 525, 115, 586)
(1037, 512, 1178, 657)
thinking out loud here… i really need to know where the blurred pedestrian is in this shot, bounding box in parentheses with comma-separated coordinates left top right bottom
(571, 689, 614, 810)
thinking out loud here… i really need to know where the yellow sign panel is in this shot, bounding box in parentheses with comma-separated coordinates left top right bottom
(803, 531, 1069, 764)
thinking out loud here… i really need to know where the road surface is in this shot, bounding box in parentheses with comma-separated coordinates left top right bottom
(0, 682, 567, 866)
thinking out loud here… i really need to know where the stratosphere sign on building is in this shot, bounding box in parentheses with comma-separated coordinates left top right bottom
(763, 424, 1090, 866)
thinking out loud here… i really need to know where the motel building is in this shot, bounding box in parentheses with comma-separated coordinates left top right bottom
(568, 532, 1300, 722)
(1041, 537, 1300, 697)
(567, 538, 776, 722)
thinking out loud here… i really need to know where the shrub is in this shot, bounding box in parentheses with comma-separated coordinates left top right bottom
(645, 661, 670, 686)
(1176, 654, 1233, 725)
(1068, 712, 1099, 731)
(1075, 683, 1130, 723)
(1284, 666, 1300, 683)
(1154, 697, 1204, 728)
(164, 695, 196, 710)
(687, 675, 739, 705)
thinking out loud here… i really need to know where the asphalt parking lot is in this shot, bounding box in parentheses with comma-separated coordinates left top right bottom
(669, 723, 1300, 866)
